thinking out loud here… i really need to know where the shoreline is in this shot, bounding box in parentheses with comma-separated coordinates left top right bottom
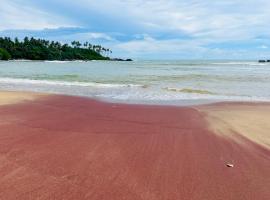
(0, 91, 269, 199)
(1, 88, 270, 107)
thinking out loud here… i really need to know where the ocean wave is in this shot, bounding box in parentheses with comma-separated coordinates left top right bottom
(0, 77, 269, 103)
(0, 77, 141, 88)
(44, 60, 90, 63)
(130, 74, 270, 83)
(9, 59, 33, 62)
(212, 61, 270, 66)
(164, 87, 217, 95)
(44, 61, 70, 63)
(19, 74, 82, 82)
(98, 90, 270, 103)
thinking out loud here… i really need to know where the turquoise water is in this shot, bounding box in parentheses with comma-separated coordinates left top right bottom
(0, 60, 270, 105)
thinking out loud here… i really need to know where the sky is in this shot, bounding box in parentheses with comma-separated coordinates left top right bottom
(1, 0, 270, 59)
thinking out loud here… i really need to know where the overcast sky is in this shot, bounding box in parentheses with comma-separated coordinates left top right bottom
(1, 0, 270, 59)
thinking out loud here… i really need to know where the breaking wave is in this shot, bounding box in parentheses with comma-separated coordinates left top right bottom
(164, 87, 217, 95)
(0, 77, 141, 88)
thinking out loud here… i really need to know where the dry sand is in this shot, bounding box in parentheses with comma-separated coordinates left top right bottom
(0, 92, 269, 200)
(196, 102, 270, 150)
(0, 91, 47, 106)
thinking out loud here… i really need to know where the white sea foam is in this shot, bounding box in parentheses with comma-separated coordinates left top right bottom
(96, 88, 270, 103)
(45, 60, 90, 63)
(212, 62, 266, 66)
(9, 59, 33, 62)
(0, 77, 141, 88)
(44, 61, 70, 63)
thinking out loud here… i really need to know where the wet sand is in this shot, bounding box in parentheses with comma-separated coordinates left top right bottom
(0, 92, 269, 200)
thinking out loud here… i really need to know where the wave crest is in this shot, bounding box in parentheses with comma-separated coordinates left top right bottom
(0, 77, 141, 88)
(164, 87, 216, 95)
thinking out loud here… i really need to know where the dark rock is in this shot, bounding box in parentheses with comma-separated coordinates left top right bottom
(110, 58, 133, 61)
(259, 60, 266, 63)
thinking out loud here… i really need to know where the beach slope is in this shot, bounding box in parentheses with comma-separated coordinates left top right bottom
(0, 92, 269, 200)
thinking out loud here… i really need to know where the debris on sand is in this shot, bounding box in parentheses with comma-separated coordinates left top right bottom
(226, 163, 234, 168)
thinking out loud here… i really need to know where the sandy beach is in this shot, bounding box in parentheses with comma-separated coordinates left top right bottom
(0, 91, 269, 200)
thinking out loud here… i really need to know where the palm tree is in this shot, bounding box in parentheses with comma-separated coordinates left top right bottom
(71, 41, 76, 47)
(88, 43, 92, 50)
(83, 42, 88, 48)
(76, 41, 81, 48)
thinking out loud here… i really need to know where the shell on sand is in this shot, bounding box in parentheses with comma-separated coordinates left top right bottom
(226, 163, 234, 168)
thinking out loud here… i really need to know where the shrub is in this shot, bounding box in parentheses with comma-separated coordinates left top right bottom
(0, 48, 11, 60)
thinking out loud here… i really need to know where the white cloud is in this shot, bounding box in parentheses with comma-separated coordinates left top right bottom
(78, 0, 270, 38)
(112, 34, 270, 59)
(2, 0, 270, 41)
(0, 0, 73, 30)
(113, 35, 207, 59)
(2, 0, 270, 58)
(259, 45, 268, 49)
(72, 32, 115, 41)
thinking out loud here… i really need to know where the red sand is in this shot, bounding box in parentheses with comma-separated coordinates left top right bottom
(0, 95, 269, 200)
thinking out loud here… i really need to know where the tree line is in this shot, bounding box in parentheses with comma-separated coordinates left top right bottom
(0, 37, 111, 61)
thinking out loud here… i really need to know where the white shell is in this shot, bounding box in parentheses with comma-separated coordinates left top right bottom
(226, 163, 234, 168)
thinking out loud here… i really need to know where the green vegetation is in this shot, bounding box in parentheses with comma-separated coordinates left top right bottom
(0, 48, 11, 60)
(0, 37, 111, 61)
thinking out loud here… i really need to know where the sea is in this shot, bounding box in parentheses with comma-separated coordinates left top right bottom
(0, 60, 270, 105)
